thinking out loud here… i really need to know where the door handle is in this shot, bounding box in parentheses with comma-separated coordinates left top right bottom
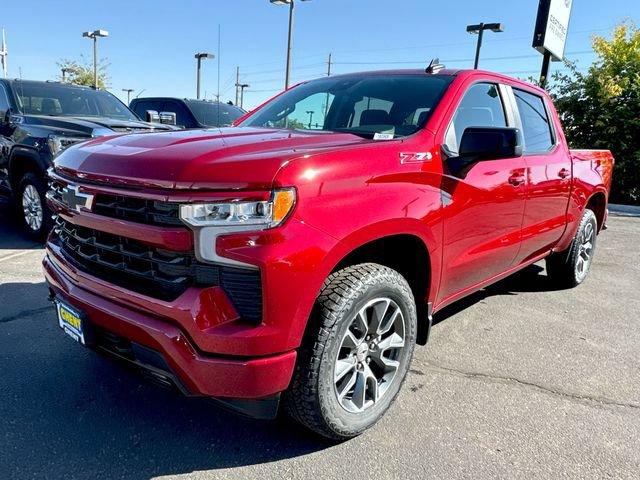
(558, 168, 571, 179)
(508, 173, 525, 186)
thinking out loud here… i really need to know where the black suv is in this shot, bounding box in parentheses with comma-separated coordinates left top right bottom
(129, 97, 245, 129)
(0, 79, 172, 238)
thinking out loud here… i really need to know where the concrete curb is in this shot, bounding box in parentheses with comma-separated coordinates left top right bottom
(609, 204, 640, 217)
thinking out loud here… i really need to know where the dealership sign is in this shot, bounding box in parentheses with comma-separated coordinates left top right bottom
(532, 0, 573, 60)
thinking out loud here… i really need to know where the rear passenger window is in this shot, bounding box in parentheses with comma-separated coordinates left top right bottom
(445, 83, 507, 153)
(513, 89, 554, 154)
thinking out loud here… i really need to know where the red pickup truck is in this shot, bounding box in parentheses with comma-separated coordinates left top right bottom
(44, 68, 614, 439)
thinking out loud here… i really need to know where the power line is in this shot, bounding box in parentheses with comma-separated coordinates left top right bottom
(241, 62, 325, 76)
(331, 50, 594, 66)
(307, 26, 615, 57)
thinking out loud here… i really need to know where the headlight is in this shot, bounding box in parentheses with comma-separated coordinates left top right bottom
(179, 188, 296, 229)
(47, 135, 89, 157)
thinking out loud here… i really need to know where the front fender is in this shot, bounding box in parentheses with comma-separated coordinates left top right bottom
(318, 216, 442, 300)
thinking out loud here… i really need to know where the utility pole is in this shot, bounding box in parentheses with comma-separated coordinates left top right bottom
(235, 66, 240, 106)
(323, 53, 332, 119)
(122, 88, 134, 104)
(216, 24, 221, 104)
(82, 29, 109, 89)
(0, 28, 7, 78)
(238, 83, 249, 109)
(466, 22, 503, 69)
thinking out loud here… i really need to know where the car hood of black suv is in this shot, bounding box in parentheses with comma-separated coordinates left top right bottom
(22, 114, 177, 136)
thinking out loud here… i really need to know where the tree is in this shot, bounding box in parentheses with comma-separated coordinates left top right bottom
(57, 56, 109, 89)
(549, 21, 640, 205)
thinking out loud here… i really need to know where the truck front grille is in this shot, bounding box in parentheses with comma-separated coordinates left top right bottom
(92, 194, 183, 226)
(52, 217, 262, 322)
(49, 179, 182, 226)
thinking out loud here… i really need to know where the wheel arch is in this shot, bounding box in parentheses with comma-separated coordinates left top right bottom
(324, 223, 438, 346)
(585, 190, 607, 232)
(8, 147, 47, 191)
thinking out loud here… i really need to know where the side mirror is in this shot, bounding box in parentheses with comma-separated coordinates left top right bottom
(145, 110, 160, 123)
(445, 126, 523, 176)
(159, 111, 177, 126)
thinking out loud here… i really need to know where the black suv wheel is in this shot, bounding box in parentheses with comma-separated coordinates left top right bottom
(17, 172, 51, 240)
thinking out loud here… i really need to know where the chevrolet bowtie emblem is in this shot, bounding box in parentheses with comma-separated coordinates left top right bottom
(61, 184, 94, 212)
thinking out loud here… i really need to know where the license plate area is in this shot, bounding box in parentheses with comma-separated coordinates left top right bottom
(56, 300, 91, 345)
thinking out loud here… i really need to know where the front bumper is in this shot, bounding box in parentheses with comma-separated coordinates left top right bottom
(43, 253, 297, 400)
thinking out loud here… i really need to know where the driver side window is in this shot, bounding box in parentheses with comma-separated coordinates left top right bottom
(445, 83, 506, 153)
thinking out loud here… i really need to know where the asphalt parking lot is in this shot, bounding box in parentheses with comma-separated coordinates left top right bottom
(1, 210, 639, 480)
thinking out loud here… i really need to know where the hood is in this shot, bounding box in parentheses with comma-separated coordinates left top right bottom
(54, 127, 371, 191)
(23, 114, 173, 136)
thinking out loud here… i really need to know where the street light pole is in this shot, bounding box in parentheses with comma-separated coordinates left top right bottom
(270, 0, 310, 90)
(284, 0, 294, 90)
(195, 52, 214, 100)
(82, 29, 109, 89)
(466, 22, 503, 69)
(61, 68, 69, 82)
(238, 83, 249, 109)
(122, 88, 134, 104)
(306, 110, 314, 129)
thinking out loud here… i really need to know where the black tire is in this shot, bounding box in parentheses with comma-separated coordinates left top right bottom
(546, 208, 598, 288)
(284, 263, 418, 440)
(17, 171, 51, 240)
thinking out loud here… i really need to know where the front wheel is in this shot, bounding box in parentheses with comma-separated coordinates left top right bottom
(17, 172, 51, 240)
(284, 263, 417, 440)
(546, 208, 598, 288)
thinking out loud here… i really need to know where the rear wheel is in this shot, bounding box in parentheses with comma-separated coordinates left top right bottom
(17, 172, 51, 240)
(546, 208, 598, 288)
(284, 263, 417, 440)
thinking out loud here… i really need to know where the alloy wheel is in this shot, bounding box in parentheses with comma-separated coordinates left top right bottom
(22, 184, 43, 232)
(333, 297, 406, 413)
(576, 220, 594, 280)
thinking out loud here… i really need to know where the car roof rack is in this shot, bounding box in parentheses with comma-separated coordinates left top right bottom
(425, 58, 445, 74)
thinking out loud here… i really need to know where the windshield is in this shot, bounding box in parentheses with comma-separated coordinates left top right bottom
(185, 100, 245, 126)
(240, 74, 452, 138)
(13, 82, 138, 121)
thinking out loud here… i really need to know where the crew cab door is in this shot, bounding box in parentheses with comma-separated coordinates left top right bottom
(437, 82, 526, 303)
(508, 87, 572, 262)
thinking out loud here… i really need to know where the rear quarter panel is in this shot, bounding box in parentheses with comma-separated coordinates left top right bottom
(555, 149, 614, 251)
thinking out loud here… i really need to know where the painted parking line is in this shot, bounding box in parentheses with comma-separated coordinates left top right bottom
(0, 251, 33, 263)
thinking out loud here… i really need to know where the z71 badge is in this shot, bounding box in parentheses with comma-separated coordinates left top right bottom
(399, 152, 432, 163)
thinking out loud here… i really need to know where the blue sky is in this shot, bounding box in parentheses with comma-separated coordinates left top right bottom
(1, 0, 637, 109)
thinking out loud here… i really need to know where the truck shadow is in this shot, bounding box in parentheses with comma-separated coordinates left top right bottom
(433, 263, 564, 325)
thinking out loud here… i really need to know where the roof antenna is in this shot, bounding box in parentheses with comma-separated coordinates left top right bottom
(425, 58, 444, 74)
